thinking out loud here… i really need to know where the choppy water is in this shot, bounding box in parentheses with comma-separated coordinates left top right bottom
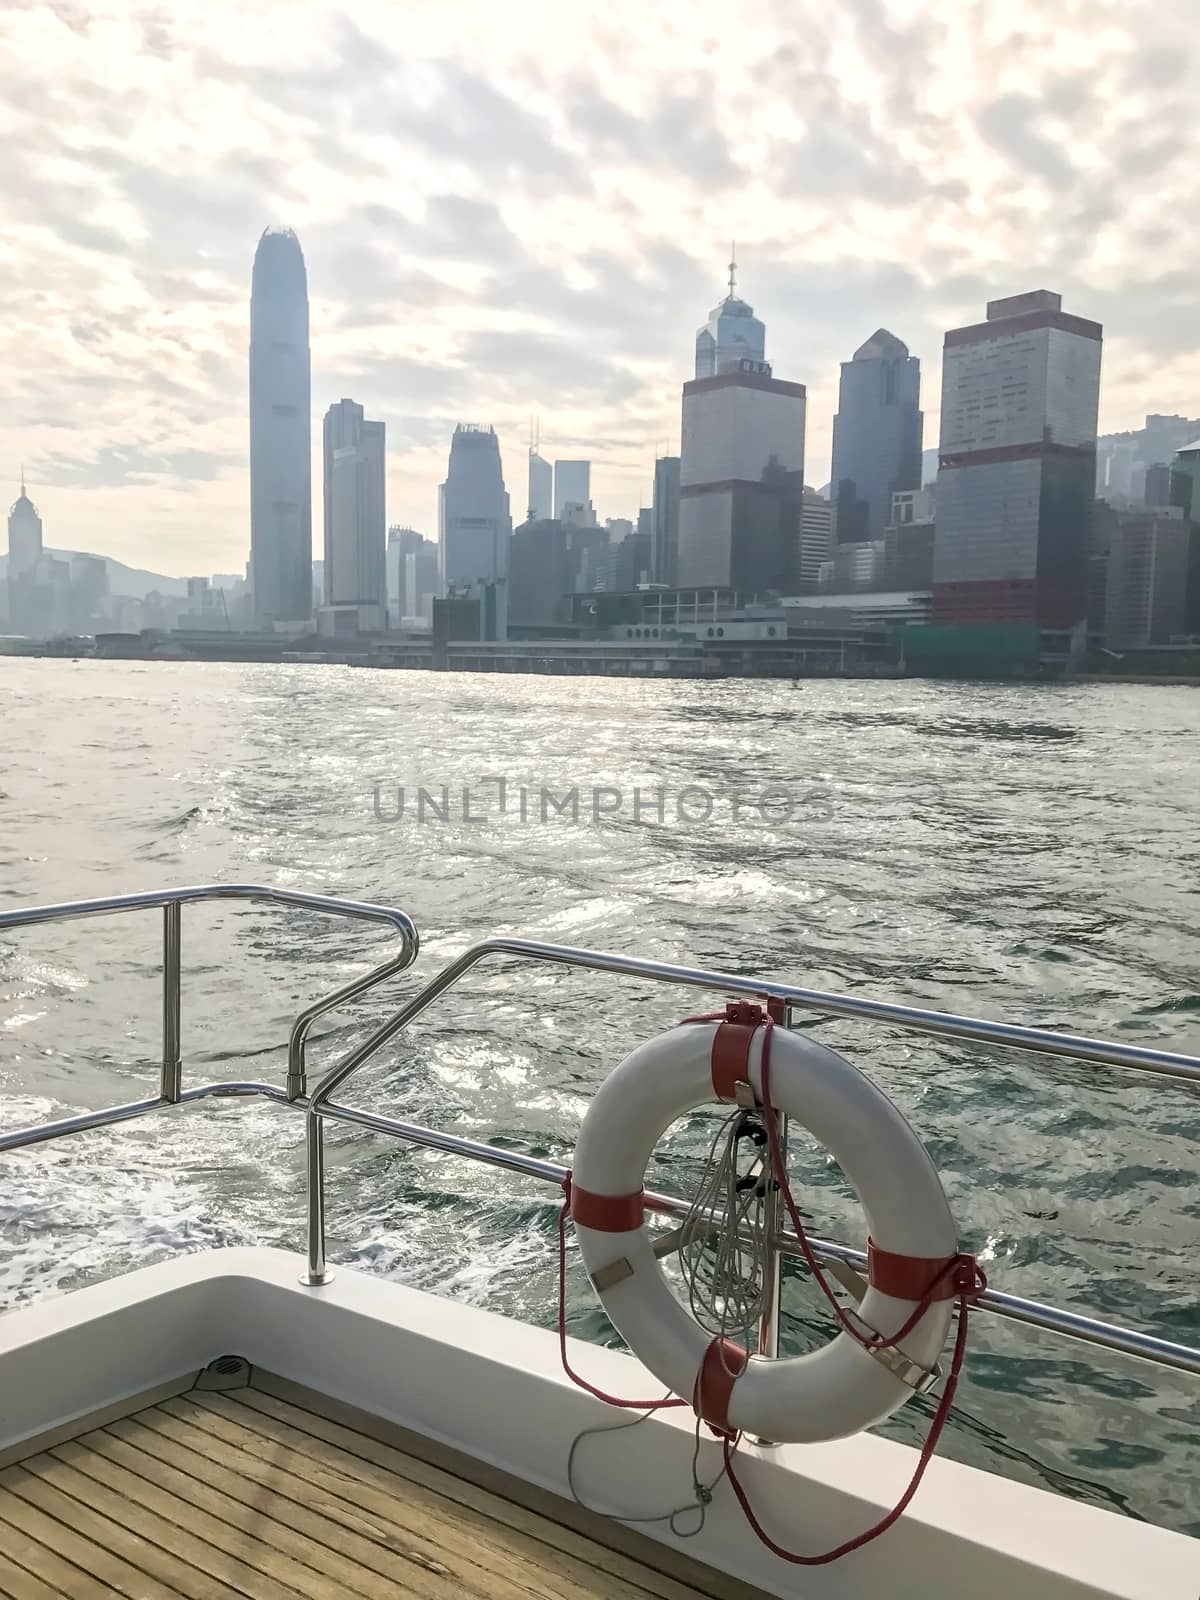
(1, 658, 1198, 1536)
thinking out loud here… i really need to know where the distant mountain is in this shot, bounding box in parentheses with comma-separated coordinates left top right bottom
(0, 548, 187, 598)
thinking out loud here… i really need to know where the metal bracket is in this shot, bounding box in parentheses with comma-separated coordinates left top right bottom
(650, 1218, 714, 1261)
(824, 1258, 870, 1303)
(734, 1080, 757, 1108)
(590, 1257, 635, 1292)
(845, 1309, 942, 1394)
(591, 1216, 719, 1290)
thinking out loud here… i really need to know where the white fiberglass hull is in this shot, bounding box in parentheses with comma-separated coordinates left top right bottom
(1, 1248, 1196, 1599)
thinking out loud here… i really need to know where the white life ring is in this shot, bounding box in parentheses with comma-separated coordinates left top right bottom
(570, 1010, 959, 1444)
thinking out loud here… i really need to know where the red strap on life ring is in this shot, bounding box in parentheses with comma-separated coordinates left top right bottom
(867, 1239, 960, 1301)
(693, 1335, 748, 1436)
(569, 1183, 645, 1232)
(711, 1008, 762, 1101)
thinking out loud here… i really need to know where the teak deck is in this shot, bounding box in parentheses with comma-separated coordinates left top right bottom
(0, 1376, 754, 1599)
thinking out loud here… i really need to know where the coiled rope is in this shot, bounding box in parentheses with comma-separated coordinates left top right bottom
(676, 1108, 771, 1344)
(563, 1104, 769, 1533)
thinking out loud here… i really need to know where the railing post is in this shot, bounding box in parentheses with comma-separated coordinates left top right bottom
(302, 1109, 334, 1285)
(286, 1033, 306, 1103)
(757, 1109, 787, 1364)
(161, 901, 182, 1103)
(753, 997, 789, 1446)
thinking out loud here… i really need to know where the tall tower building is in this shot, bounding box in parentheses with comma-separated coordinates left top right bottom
(385, 527, 439, 627)
(798, 490, 833, 593)
(510, 517, 569, 624)
(933, 290, 1102, 635)
(322, 399, 386, 625)
(6, 474, 44, 632)
(528, 450, 553, 522)
(528, 422, 553, 523)
(387, 527, 425, 622)
(694, 249, 766, 378)
(440, 425, 512, 590)
(651, 456, 681, 585)
(249, 226, 312, 623)
(1166, 439, 1200, 636)
(677, 267, 806, 593)
(553, 460, 591, 521)
(1104, 511, 1189, 648)
(7, 473, 43, 578)
(830, 330, 922, 544)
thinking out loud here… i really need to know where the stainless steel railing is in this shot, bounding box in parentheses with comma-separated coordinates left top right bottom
(0, 884, 418, 1151)
(301, 935, 1200, 1377)
(1, 889, 1198, 1383)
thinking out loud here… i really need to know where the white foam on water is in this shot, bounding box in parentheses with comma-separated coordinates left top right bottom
(0, 1096, 268, 1309)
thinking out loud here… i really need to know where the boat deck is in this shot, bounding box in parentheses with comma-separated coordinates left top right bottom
(0, 1375, 753, 1600)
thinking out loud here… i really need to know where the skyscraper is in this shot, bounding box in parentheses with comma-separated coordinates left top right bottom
(798, 490, 833, 592)
(651, 456, 680, 585)
(933, 290, 1101, 635)
(884, 490, 936, 590)
(694, 251, 766, 378)
(510, 517, 569, 624)
(385, 528, 439, 627)
(387, 527, 430, 623)
(1169, 437, 1200, 515)
(566, 523, 611, 592)
(553, 460, 591, 521)
(6, 473, 43, 578)
(1143, 463, 1172, 508)
(830, 330, 922, 544)
(677, 271, 806, 593)
(249, 226, 312, 623)
(440, 426, 511, 590)
(528, 449, 553, 522)
(1104, 511, 1189, 648)
(1167, 439, 1200, 636)
(6, 474, 44, 632)
(608, 529, 652, 592)
(404, 542, 440, 625)
(323, 399, 386, 626)
(387, 527, 416, 619)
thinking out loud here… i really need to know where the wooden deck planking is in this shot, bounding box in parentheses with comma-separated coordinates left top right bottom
(235, 1380, 737, 1600)
(154, 1397, 619, 1600)
(0, 1546, 67, 1600)
(0, 1385, 745, 1600)
(181, 1389, 690, 1600)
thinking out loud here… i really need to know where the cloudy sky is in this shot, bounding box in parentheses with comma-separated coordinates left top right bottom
(3, 0, 1198, 576)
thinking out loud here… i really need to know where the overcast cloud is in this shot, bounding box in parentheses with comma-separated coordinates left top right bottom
(3, 0, 1199, 575)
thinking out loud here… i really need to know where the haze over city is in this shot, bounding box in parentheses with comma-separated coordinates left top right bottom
(3, 0, 1198, 576)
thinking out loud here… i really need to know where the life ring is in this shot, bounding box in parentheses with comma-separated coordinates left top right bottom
(570, 1007, 959, 1444)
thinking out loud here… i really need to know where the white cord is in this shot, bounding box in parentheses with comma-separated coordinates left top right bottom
(677, 1109, 770, 1343)
(566, 1404, 729, 1536)
(564, 1112, 771, 1533)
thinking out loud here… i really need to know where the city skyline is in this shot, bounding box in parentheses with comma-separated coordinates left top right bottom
(4, 0, 1199, 576)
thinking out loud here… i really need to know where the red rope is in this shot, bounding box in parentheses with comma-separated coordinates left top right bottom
(556, 1174, 688, 1412)
(720, 1294, 972, 1565)
(757, 1015, 985, 1350)
(726, 1010, 985, 1562)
